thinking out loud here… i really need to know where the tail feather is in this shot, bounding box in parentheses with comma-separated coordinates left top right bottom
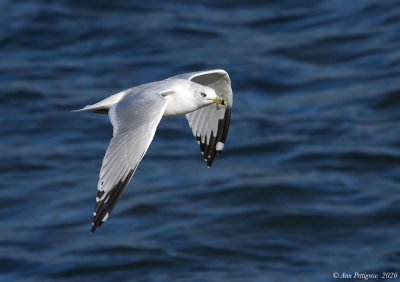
(71, 106, 109, 114)
(72, 91, 127, 113)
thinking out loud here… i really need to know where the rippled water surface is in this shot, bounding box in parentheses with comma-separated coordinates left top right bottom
(1, 1, 400, 281)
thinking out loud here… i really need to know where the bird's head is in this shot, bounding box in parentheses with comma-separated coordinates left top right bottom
(191, 83, 227, 107)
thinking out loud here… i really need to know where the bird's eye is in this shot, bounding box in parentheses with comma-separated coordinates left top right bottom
(200, 92, 207, 97)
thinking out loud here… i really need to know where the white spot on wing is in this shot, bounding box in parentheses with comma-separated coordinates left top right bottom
(102, 212, 109, 222)
(100, 193, 107, 201)
(216, 142, 224, 151)
(96, 197, 100, 202)
(93, 212, 96, 216)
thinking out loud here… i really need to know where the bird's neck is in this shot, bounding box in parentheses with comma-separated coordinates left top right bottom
(163, 91, 204, 117)
(162, 80, 205, 117)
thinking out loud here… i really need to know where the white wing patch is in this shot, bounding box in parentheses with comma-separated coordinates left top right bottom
(216, 142, 224, 151)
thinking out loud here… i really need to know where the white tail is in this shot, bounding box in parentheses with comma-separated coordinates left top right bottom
(72, 91, 127, 113)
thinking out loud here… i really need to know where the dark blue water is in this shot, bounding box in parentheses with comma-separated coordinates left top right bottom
(1, 1, 400, 281)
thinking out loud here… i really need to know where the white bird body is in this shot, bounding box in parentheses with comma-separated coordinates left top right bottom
(74, 69, 233, 233)
(74, 79, 218, 116)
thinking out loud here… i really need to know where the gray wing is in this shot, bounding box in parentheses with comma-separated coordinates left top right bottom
(92, 91, 167, 233)
(180, 70, 233, 167)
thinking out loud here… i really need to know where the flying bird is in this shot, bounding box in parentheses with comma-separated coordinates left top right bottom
(73, 69, 233, 233)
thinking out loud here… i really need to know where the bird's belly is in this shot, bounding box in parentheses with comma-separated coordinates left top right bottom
(163, 106, 196, 117)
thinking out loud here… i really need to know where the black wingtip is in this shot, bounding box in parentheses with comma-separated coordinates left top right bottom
(91, 168, 136, 233)
(196, 107, 231, 168)
(206, 156, 215, 167)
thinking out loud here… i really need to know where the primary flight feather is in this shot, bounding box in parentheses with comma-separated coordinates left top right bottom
(73, 69, 233, 233)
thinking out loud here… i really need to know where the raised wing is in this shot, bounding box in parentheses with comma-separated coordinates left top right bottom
(181, 70, 233, 167)
(92, 91, 167, 233)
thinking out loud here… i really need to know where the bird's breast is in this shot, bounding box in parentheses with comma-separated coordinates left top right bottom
(163, 94, 204, 117)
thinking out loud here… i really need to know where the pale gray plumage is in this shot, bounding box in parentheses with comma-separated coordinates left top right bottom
(73, 69, 233, 233)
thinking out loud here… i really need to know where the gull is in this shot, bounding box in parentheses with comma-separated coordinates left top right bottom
(73, 69, 233, 233)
